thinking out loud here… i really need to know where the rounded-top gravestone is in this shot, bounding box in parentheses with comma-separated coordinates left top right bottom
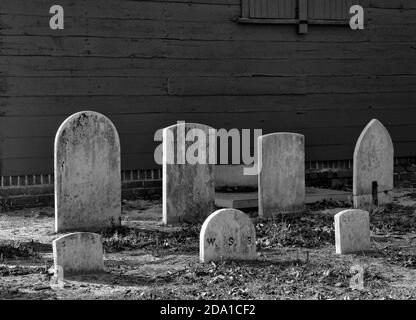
(334, 209, 370, 254)
(353, 119, 394, 210)
(54, 111, 121, 232)
(52, 232, 104, 277)
(200, 208, 256, 263)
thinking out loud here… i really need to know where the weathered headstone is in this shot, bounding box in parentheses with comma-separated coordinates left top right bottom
(350, 265, 366, 291)
(258, 132, 305, 218)
(50, 264, 66, 289)
(334, 209, 370, 254)
(353, 119, 394, 210)
(200, 208, 256, 263)
(52, 232, 104, 277)
(54, 111, 121, 232)
(163, 122, 215, 225)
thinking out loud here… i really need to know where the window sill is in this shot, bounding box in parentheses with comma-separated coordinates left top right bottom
(237, 17, 349, 25)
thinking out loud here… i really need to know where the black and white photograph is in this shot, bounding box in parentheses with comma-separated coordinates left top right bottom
(1, 0, 416, 306)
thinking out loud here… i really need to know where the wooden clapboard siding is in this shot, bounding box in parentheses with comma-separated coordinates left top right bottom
(3, 56, 416, 78)
(3, 122, 416, 159)
(0, 0, 416, 175)
(3, 109, 416, 139)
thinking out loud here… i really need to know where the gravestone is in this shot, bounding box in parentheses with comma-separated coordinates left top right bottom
(52, 232, 104, 277)
(353, 119, 394, 210)
(350, 265, 366, 291)
(54, 111, 121, 232)
(163, 122, 215, 225)
(258, 132, 305, 218)
(334, 209, 370, 254)
(200, 208, 256, 263)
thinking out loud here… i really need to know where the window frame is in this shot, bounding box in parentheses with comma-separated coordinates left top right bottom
(239, 0, 352, 34)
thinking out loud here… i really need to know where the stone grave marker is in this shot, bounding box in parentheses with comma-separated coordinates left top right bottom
(200, 208, 256, 263)
(350, 265, 366, 291)
(163, 122, 215, 225)
(353, 119, 394, 210)
(258, 132, 305, 218)
(54, 111, 121, 232)
(52, 232, 104, 277)
(334, 209, 370, 254)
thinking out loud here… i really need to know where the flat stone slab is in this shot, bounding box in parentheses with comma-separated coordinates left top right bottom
(334, 209, 370, 254)
(258, 133, 305, 218)
(200, 209, 256, 263)
(52, 232, 104, 277)
(215, 187, 351, 209)
(54, 111, 121, 232)
(353, 119, 394, 210)
(163, 122, 215, 225)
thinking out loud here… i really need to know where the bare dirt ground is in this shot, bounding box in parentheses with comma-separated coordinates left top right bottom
(1, 183, 416, 300)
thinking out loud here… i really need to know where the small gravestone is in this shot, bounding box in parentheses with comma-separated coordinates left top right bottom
(49, 265, 67, 289)
(334, 209, 370, 254)
(52, 232, 104, 277)
(163, 122, 215, 225)
(349, 265, 365, 291)
(200, 208, 256, 263)
(55, 111, 121, 232)
(353, 119, 394, 211)
(258, 133, 305, 218)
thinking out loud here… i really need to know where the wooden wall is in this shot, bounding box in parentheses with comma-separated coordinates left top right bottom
(1, 0, 416, 175)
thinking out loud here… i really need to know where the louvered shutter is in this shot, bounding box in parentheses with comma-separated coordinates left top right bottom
(308, 0, 354, 21)
(248, 0, 297, 19)
(241, 0, 357, 33)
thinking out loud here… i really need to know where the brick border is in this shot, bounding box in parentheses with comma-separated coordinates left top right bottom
(0, 169, 162, 208)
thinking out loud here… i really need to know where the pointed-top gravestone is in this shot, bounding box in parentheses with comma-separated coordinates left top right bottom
(55, 111, 121, 232)
(334, 209, 370, 254)
(258, 132, 305, 218)
(53, 232, 104, 277)
(200, 208, 256, 263)
(163, 122, 215, 225)
(353, 119, 394, 210)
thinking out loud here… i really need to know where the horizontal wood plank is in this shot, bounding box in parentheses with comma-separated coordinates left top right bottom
(2, 56, 416, 78)
(1, 92, 415, 116)
(2, 110, 416, 138)
(2, 75, 416, 97)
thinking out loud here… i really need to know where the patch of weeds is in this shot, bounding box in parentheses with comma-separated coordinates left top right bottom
(256, 213, 335, 249)
(307, 199, 352, 211)
(0, 265, 50, 277)
(370, 204, 416, 235)
(406, 191, 416, 200)
(381, 247, 416, 269)
(145, 259, 389, 300)
(0, 286, 20, 298)
(0, 241, 45, 260)
(364, 265, 390, 290)
(101, 225, 200, 254)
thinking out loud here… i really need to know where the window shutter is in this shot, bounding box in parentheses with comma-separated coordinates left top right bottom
(249, 0, 296, 19)
(240, 0, 356, 33)
(308, 0, 354, 21)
